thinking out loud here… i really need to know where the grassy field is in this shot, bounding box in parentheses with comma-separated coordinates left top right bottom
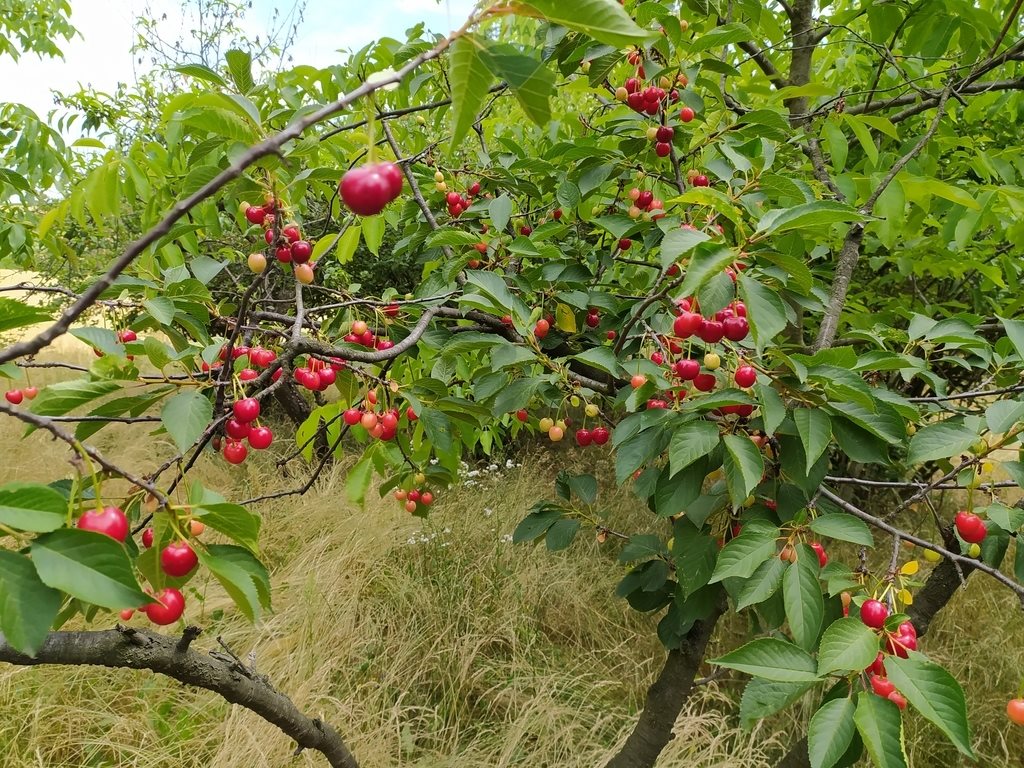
(1, 333, 1022, 766)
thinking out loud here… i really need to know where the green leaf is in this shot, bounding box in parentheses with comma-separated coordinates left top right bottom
(983, 502, 1024, 533)
(676, 246, 735, 299)
(619, 533, 665, 563)
(669, 421, 720, 476)
(31, 529, 148, 610)
(420, 407, 455, 457)
(817, 618, 881, 677)
(335, 225, 361, 264)
(0, 482, 67, 532)
(224, 48, 255, 93)
(144, 297, 176, 325)
(196, 546, 262, 621)
(489, 193, 513, 232)
(985, 400, 1024, 434)
(0, 297, 52, 333)
(854, 692, 908, 768)
(884, 654, 974, 758)
(740, 678, 816, 727)
(194, 503, 261, 553)
(0, 550, 62, 656)
(29, 380, 121, 418)
(205, 543, 271, 611)
(722, 433, 765, 506)
(515, 0, 657, 47)
(809, 697, 857, 768)
(998, 316, 1024, 360)
(689, 21, 753, 53)
(449, 35, 495, 149)
(756, 201, 866, 236)
(907, 421, 978, 465)
(783, 545, 824, 651)
(827, 401, 904, 445)
(346, 455, 374, 506)
(735, 556, 787, 610)
(556, 179, 581, 210)
(172, 63, 229, 88)
(659, 227, 711, 269)
(711, 525, 778, 583)
(757, 384, 786, 436)
(795, 409, 832, 474)
(738, 275, 788, 349)
(810, 514, 874, 547)
(545, 518, 581, 551)
(362, 214, 384, 256)
(160, 389, 213, 454)
(513, 508, 561, 543)
(480, 47, 553, 127)
(711, 637, 820, 682)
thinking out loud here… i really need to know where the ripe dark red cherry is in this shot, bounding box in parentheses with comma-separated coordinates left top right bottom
(810, 542, 828, 567)
(723, 316, 750, 341)
(339, 162, 403, 216)
(343, 408, 362, 426)
(282, 225, 301, 242)
(534, 318, 550, 339)
(225, 418, 251, 440)
(618, 238, 632, 250)
(735, 365, 757, 388)
(860, 598, 889, 629)
(692, 174, 710, 187)
(76, 506, 129, 542)
(576, 428, 593, 446)
(697, 320, 725, 343)
(636, 190, 654, 209)
(673, 312, 703, 338)
(144, 588, 185, 625)
(4, 390, 23, 404)
(160, 541, 198, 577)
(244, 205, 266, 225)
(233, 398, 260, 423)
(954, 511, 987, 543)
(679, 106, 695, 122)
(693, 373, 716, 392)
(141, 528, 154, 548)
(674, 359, 700, 380)
(655, 142, 671, 157)
(655, 125, 674, 142)
(871, 674, 896, 697)
(223, 440, 248, 464)
(516, 409, 529, 423)
(118, 329, 137, 343)
(248, 426, 274, 450)
(591, 426, 610, 445)
(291, 240, 312, 264)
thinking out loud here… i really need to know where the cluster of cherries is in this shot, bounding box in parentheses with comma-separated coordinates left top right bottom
(857, 598, 918, 710)
(4, 384, 38, 404)
(393, 484, 434, 514)
(516, 403, 610, 447)
(342, 319, 395, 351)
(75, 504, 192, 625)
(294, 356, 343, 392)
(626, 187, 665, 220)
(339, 161, 404, 216)
(342, 388, 417, 442)
(437, 173, 481, 218)
(222, 397, 271, 464)
(243, 199, 317, 285)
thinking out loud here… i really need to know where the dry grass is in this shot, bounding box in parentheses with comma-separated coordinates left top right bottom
(0, 326, 1022, 766)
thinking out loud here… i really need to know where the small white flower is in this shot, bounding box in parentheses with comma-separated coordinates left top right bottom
(500, 533, 513, 543)
(365, 68, 400, 91)
(483, 508, 493, 517)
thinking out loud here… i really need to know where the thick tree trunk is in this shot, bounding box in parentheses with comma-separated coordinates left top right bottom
(604, 602, 725, 768)
(0, 627, 359, 768)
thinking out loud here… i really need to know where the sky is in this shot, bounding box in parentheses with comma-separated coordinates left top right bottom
(0, 0, 477, 121)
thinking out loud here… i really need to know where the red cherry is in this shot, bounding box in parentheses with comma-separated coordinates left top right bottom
(871, 675, 896, 697)
(318, 368, 337, 388)
(591, 426, 610, 445)
(735, 365, 757, 388)
(674, 359, 700, 380)
(408, 489, 421, 503)
(888, 692, 907, 710)
(636, 190, 654, 209)
(697, 320, 725, 343)
(248, 426, 274, 450)
(534, 319, 550, 339)
(119, 608, 134, 621)
(291, 240, 312, 264)
(673, 312, 702, 338)
(692, 174, 710, 187)
(576, 428, 593, 447)
(233, 398, 260, 423)
(693, 373, 717, 392)
(618, 238, 632, 251)
(343, 408, 362, 426)
(606, 330, 616, 340)
(160, 541, 198, 577)
(406, 406, 419, 422)
(223, 440, 248, 464)
(516, 409, 529, 423)
(76, 506, 129, 542)
(860, 599, 889, 629)
(1007, 699, 1024, 725)
(144, 588, 185, 625)
(238, 368, 258, 382)
(723, 316, 749, 341)
(520, 225, 533, 236)
(420, 492, 434, 506)
(118, 329, 137, 343)
(22, 386, 38, 399)
(244, 205, 266, 225)
(141, 528, 154, 548)
(4, 390, 23, 404)
(679, 107, 695, 122)
(630, 374, 647, 389)
(655, 142, 671, 157)
(339, 162, 403, 216)
(226, 418, 251, 440)
(866, 652, 886, 677)
(585, 312, 600, 328)
(954, 511, 987, 543)
(810, 542, 828, 567)
(656, 125, 674, 142)
(282, 225, 301, 242)
(552, 208, 563, 220)
(651, 351, 664, 366)
(468, 181, 481, 196)
(265, 229, 277, 245)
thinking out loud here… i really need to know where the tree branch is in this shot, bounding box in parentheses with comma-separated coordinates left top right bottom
(0, 627, 359, 768)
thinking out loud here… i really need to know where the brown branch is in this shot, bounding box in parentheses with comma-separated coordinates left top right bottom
(0, 627, 359, 768)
